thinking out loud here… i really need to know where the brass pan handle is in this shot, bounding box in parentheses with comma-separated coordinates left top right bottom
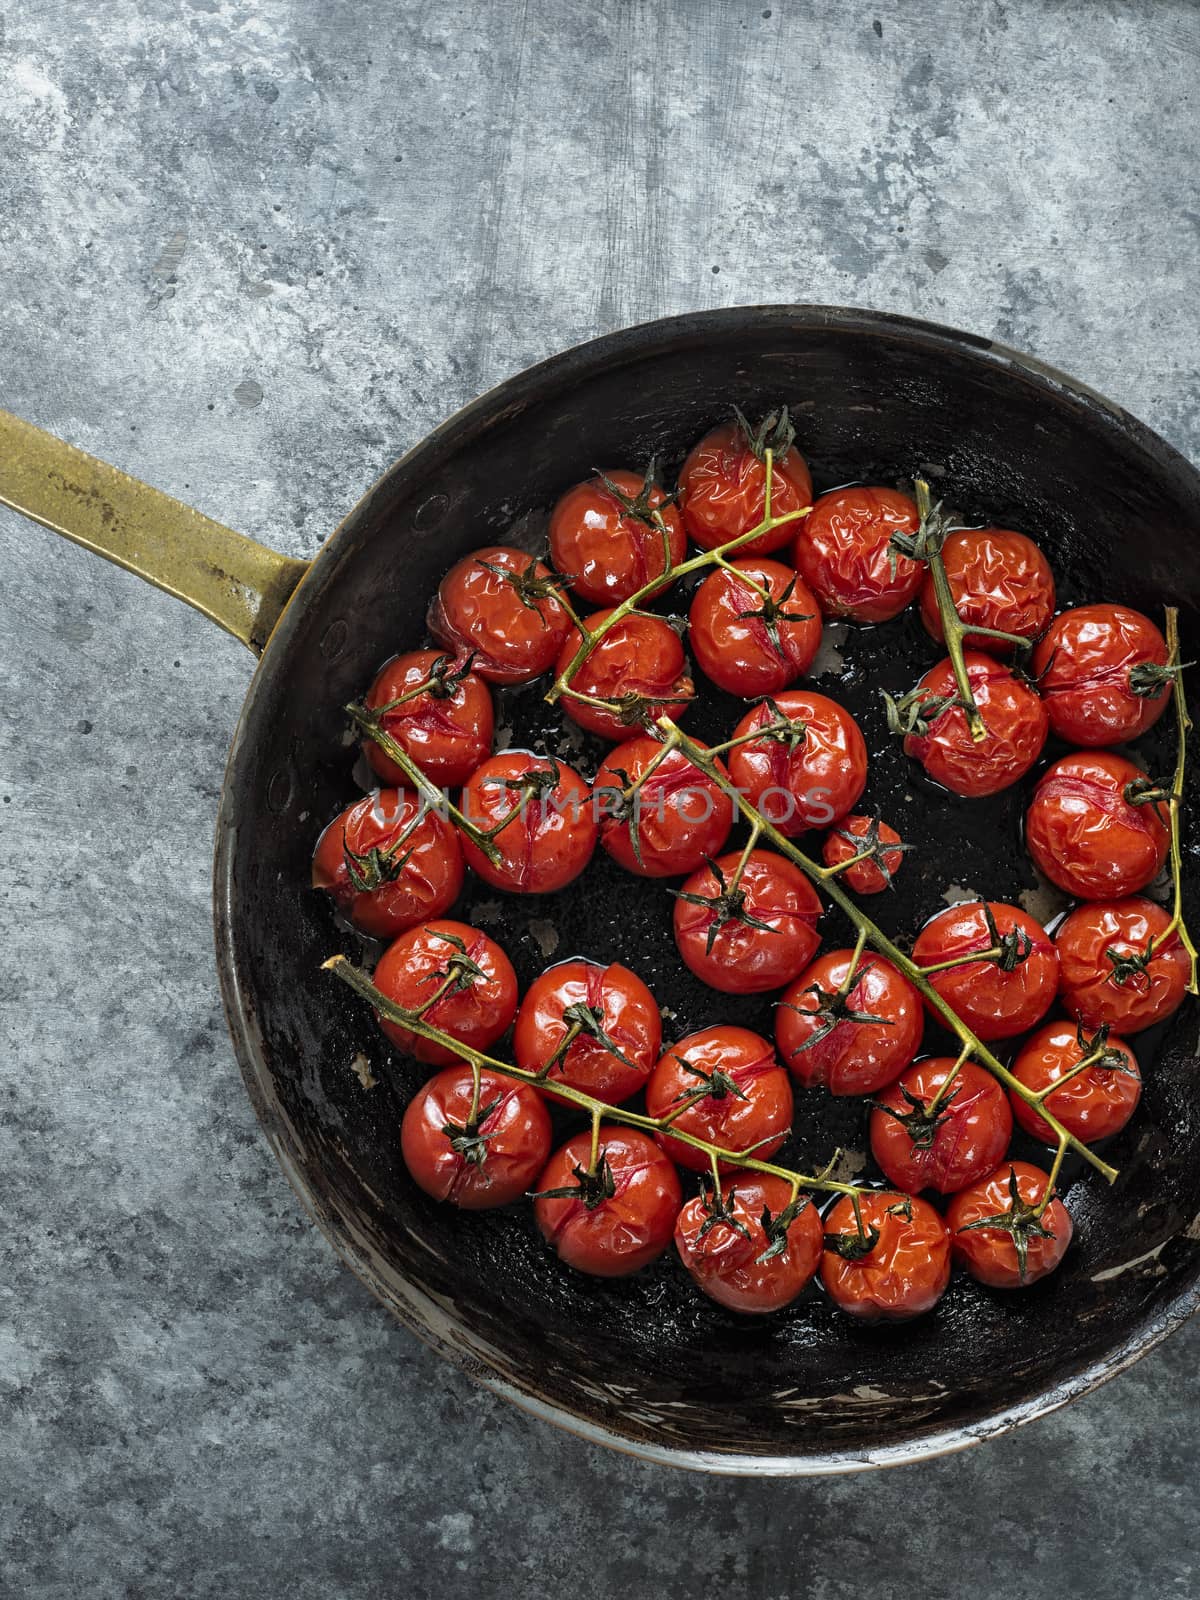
(0, 409, 309, 655)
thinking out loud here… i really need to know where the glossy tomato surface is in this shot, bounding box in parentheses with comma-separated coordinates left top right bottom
(1031, 604, 1172, 746)
(869, 1058, 1013, 1195)
(675, 1175, 823, 1314)
(901, 651, 1048, 797)
(362, 650, 494, 788)
(312, 788, 464, 939)
(672, 848, 822, 993)
(548, 467, 686, 606)
(688, 558, 822, 697)
(1025, 750, 1171, 900)
(820, 1191, 952, 1322)
(1055, 896, 1190, 1033)
(776, 949, 923, 1094)
(646, 1026, 793, 1172)
(947, 1161, 1073, 1289)
(1010, 1021, 1141, 1144)
(911, 900, 1058, 1041)
(428, 545, 572, 684)
(919, 527, 1055, 651)
(459, 751, 596, 893)
(727, 689, 867, 837)
(400, 1066, 552, 1209)
(512, 959, 661, 1104)
(372, 919, 519, 1066)
(794, 486, 923, 623)
(533, 1127, 682, 1277)
(821, 813, 908, 894)
(556, 609, 694, 741)
(595, 736, 734, 877)
(678, 415, 813, 557)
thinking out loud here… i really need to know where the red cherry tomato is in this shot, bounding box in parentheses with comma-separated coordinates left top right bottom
(400, 1066, 551, 1209)
(1055, 896, 1190, 1033)
(1031, 604, 1173, 746)
(821, 814, 909, 894)
(919, 527, 1055, 652)
(674, 1175, 823, 1314)
(794, 486, 923, 623)
(556, 609, 694, 741)
(458, 751, 596, 894)
(312, 789, 464, 940)
(911, 900, 1058, 1041)
(372, 919, 518, 1066)
(1025, 750, 1171, 900)
(427, 546, 572, 684)
(595, 736, 734, 877)
(900, 651, 1048, 798)
(869, 1058, 1013, 1196)
(775, 949, 923, 1094)
(688, 559, 822, 697)
(532, 1127, 682, 1277)
(548, 467, 686, 606)
(672, 849, 822, 993)
(726, 689, 867, 837)
(645, 1026, 793, 1172)
(512, 959, 661, 1104)
(820, 1191, 952, 1322)
(361, 650, 494, 788)
(947, 1161, 1073, 1289)
(1010, 1021, 1141, 1144)
(678, 410, 813, 557)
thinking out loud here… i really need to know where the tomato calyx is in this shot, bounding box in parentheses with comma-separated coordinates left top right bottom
(342, 832, 416, 894)
(868, 1082, 960, 1150)
(981, 901, 1034, 973)
(576, 688, 691, 736)
(1070, 1021, 1138, 1077)
(694, 1174, 753, 1243)
(422, 929, 490, 999)
(1123, 774, 1178, 810)
(881, 684, 962, 738)
(757, 1193, 813, 1263)
(670, 856, 777, 955)
(887, 481, 956, 570)
(822, 1220, 882, 1261)
(732, 405, 796, 465)
(440, 1092, 506, 1167)
(1128, 659, 1191, 700)
(777, 972, 893, 1054)
(594, 458, 679, 531)
(666, 1052, 750, 1114)
(733, 573, 817, 659)
(750, 698, 809, 753)
(476, 556, 570, 616)
(477, 757, 565, 838)
(534, 1000, 644, 1083)
(1105, 935, 1158, 986)
(955, 1166, 1058, 1283)
(530, 1155, 617, 1210)
(827, 815, 913, 887)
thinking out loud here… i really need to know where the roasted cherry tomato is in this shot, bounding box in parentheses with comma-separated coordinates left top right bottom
(776, 948, 923, 1095)
(947, 1161, 1072, 1289)
(556, 609, 694, 741)
(1031, 604, 1174, 746)
(688, 558, 822, 698)
(678, 409, 813, 557)
(312, 789, 464, 940)
(869, 1058, 1013, 1196)
(595, 735, 734, 877)
(672, 849, 822, 993)
(400, 1066, 551, 1209)
(532, 1127, 682, 1277)
(512, 959, 661, 1104)
(1010, 1021, 1141, 1145)
(458, 751, 596, 894)
(1025, 750, 1171, 900)
(675, 1175, 823, 1314)
(820, 1191, 952, 1322)
(427, 545, 572, 684)
(548, 465, 686, 605)
(919, 527, 1055, 652)
(372, 919, 519, 1066)
(1055, 896, 1190, 1033)
(911, 900, 1058, 1041)
(361, 650, 494, 788)
(726, 689, 867, 837)
(821, 813, 909, 894)
(645, 1026, 793, 1172)
(899, 651, 1048, 798)
(794, 486, 923, 623)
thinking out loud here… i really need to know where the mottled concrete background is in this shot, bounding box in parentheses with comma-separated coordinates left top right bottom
(2, 1, 1199, 1595)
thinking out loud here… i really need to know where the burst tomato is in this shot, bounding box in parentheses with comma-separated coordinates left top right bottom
(532, 1127, 683, 1277)
(548, 466, 686, 605)
(675, 1175, 823, 1314)
(775, 948, 923, 1095)
(1055, 896, 1190, 1033)
(595, 735, 734, 877)
(794, 486, 923, 623)
(458, 751, 596, 894)
(688, 558, 822, 698)
(427, 545, 572, 684)
(672, 849, 822, 993)
(947, 1161, 1073, 1289)
(556, 609, 694, 741)
(1010, 1021, 1141, 1144)
(646, 1026, 793, 1172)
(869, 1058, 1013, 1196)
(312, 789, 464, 940)
(400, 1066, 552, 1209)
(1031, 604, 1173, 746)
(919, 527, 1055, 651)
(899, 651, 1048, 798)
(1025, 750, 1171, 900)
(372, 919, 519, 1066)
(821, 814, 909, 894)
(678, 409, 813, 557)
(512, 959, 661, 1104)
(911, 900, 1058, 1041)
(820, 1191, 952, 1322)
(726, 689, 867, 837)
(361, 650, 494, 788)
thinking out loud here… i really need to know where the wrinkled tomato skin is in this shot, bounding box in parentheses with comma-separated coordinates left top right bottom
(533, 1127, 682, 1277)
(776, 949, 923, 1094)
(794, 486, 923, 623)
(1025, 750, 1170, 900)
(1032, 604, 1172, 747)
(688, 558, 822, 698)
(678, 421, 813, 557)
(363, 650, 494, 788)
(458, 751, 597, 894)
(911, 901, 1058, 1041)
(595, 736, 735, 877)
(903, 651, 1048, 798)
(727, 689, 867, 837)
(1010, 1022, 1141, 1145)
(919, 527, 1055, 652)
(645, 1026, 793, 1172)
(312, 789, 464, 939)
(512, 959, 661, 1104)
(672, 849, 822, 993)
(427, 546, 571, 684)
(947, 1161, 1073, 1289)
(675, 1175, 823, 1314)
(400, 1067, 552, 1209)
(556, 609, 694, 741)
(820, 1191, 952, 1323)
(1055, 897, 1190, 1033)
(548, 470, 687, 606)
(869, 1058, 1013, 1196)
(372, 919, 519, 1066)
(821, 814, 906, 894)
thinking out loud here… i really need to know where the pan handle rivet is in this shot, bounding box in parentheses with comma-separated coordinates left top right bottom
(413, 492, 449, 531)
(319, 617, 349, 661)
(267, 765, 294, 815)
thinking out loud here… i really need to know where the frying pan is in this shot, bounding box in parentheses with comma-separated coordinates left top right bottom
(4, 306, 1200, 1476)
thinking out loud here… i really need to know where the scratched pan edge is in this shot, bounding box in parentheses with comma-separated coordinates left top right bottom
(213, 306, 1200, 1474)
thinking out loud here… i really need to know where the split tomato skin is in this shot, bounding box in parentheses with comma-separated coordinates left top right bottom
(1031, 604, 1172, 746)
(911, 900, 1058, 1042)
(1025, 750, 1171, 901)
(902, 651, 1048, 798)
(1010, 1021, 1141, 1145)
(675, 1175, 823, 1314)
(821, 814, 907, 894)
(372, 919, 519, 1066)
(776, 949, 923, 1095)
(400, 1066, 552, 1209)
(312, 789, 464, 939)
(919, 527, 1055, 652)
(1055, 896, 1190, 1033)
(820, 1191, 952, 1323)
(672, 848, 822, 993)
(727, 689, 868, 837)
(794, 486, 923, 623)
(362, 650, 494, 788)
(533, 1127, 683, 1278)
(556, 609, 694, 742)
(678, 417, 813, 557)
(458, 751, 596, 894)
(512, 959, 661, 1104)
(595, 736, 734, 877)
(428, 546, 572, 684)
(869, 1058, 1014, 1196)
(646, 1026, 793, 1173)
(947, 1161, 1073, 1289)
(688, 558, 822, 697)
(548, 469, 686, 605)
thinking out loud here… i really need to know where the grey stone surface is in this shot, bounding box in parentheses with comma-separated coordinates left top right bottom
(2, 0, 1199, 1594)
